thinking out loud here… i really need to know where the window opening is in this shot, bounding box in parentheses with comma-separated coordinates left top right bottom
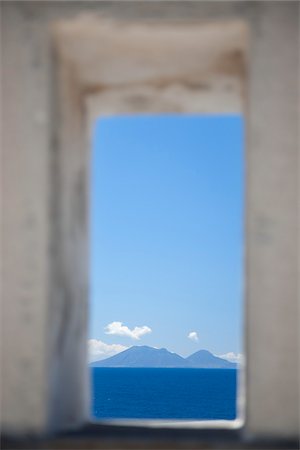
(89, 114, 244, 421)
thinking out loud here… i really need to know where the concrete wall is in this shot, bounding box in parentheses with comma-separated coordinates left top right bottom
(1, 0, 299, 441)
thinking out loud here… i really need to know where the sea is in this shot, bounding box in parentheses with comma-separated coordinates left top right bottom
(91, 368, 237, 420)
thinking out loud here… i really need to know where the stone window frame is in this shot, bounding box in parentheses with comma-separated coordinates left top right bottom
(2, 2, 299, 448)
(52, 14, 247, 431)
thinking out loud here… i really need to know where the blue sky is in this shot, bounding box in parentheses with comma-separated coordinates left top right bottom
(89, 114, 244, 363)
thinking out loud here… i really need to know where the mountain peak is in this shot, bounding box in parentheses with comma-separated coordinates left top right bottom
(186, 349, 236, 369)
(193, 349, 213, 355)
(91, 345, 187, 368)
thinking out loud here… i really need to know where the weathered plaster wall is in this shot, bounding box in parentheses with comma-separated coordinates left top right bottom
(2, 2, 52, 432)
(245, 3, 299, 437)
(1, 0, 299, 441)
(47, 45, 90, 432)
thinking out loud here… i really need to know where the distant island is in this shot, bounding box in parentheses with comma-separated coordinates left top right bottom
(90, 345, 237, 369)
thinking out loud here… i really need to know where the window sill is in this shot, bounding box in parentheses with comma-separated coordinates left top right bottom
(2, 422, 299, 449)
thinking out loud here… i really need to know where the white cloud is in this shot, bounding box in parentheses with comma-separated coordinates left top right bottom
(188, 331, 199, 342)
(104, 321, 152, 340)
(217, 352, 244, 364)
(88, 339, 128, 363)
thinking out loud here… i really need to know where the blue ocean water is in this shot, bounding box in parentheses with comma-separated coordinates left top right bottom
(91, 368, 237, 420)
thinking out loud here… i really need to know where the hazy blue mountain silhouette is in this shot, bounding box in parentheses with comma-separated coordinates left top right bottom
(90, 345, 237, 368)
(186, 349, 236, 369)
(90, 345, 187, 368)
